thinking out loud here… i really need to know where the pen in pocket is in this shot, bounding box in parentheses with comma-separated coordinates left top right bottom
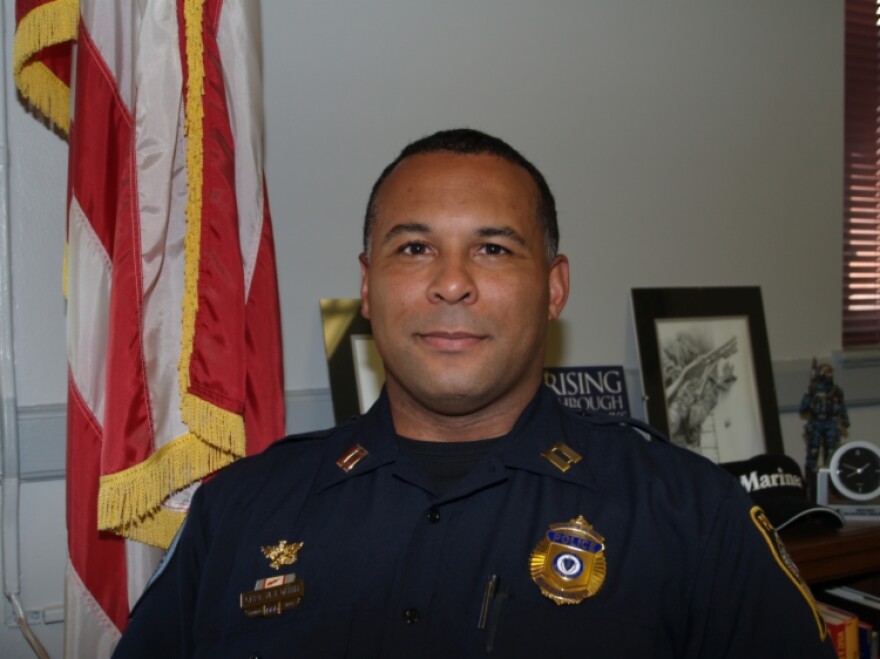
(478, 574, 509, 654)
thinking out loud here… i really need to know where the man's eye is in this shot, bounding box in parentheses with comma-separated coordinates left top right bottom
(480, 243, 511, 256)
(400, 242, 429, 256)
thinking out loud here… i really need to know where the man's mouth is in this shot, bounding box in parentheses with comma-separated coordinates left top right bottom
(417, 331, 487, 350)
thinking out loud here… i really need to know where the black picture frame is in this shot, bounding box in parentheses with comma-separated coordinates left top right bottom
(631, 286, 783, 462)
(319, 298, 384, 423)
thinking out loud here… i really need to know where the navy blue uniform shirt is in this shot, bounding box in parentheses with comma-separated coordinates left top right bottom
(114, 385, 835, 658)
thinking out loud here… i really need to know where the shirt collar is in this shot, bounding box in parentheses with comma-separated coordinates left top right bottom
(313, 385, 599, 494)
(495, 385, 598, 490)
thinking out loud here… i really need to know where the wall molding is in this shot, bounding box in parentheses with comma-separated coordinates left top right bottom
(6, 359, 879, 483)
(8, 389, 335, 483)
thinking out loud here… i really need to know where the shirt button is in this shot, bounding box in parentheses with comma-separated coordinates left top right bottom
(403, 608, 421, 624)
(427, 507, 441, 523)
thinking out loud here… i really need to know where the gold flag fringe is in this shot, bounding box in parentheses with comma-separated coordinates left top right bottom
(181, 391, 247, 454)
(97, 431, 239, 548)
(122, 509, 186, 549)
(178, 0, 207, 408)
(12, 0, 78, 134)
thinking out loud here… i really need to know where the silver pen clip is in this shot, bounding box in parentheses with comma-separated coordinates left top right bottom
(478, 574, 499, 629)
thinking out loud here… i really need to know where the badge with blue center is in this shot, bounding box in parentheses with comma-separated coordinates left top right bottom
(529, 515, 606, 604)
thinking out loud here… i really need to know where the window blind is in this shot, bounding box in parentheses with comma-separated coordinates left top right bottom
(844, 0, 880, 346)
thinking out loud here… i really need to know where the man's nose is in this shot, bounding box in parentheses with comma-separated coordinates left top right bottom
(427, 254, 477, 304)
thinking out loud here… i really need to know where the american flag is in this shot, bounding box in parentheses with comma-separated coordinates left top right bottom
(14, 1, 285, 655)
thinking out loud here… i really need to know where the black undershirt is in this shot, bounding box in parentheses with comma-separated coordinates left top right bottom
(398, 436, 500, 495)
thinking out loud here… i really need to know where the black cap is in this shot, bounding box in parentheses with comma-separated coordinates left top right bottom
(720, 454, 844, 531)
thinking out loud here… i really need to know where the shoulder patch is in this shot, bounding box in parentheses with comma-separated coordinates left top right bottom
(749, 506, 826, 642)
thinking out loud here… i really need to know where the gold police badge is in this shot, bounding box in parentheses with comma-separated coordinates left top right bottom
(529, 515, 606, 605)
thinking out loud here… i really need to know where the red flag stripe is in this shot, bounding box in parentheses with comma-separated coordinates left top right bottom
(66, 371, 129, 633)
(188, 0, 247, 416)
(67, 20, 132, 257)
(244, 184, 286, 453)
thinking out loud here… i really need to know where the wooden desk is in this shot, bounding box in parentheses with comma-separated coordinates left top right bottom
(781, 521, 880, 587)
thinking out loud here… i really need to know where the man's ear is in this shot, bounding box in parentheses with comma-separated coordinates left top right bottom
(359, 253, 371, 319)
(547, 255, 570, 320)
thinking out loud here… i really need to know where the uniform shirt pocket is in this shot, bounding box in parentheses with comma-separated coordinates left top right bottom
(199, 605, 353, 658)
(488, 599, 657, 657)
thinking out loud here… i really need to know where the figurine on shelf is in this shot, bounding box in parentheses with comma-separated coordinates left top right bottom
(800, 358, 849, 497)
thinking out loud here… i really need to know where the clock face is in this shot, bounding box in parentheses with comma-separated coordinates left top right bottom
(830, 441, 880, 502)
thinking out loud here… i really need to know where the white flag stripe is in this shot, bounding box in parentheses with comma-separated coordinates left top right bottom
(134, 4, 190, 449)
(79, 2, 135, 111)
(125, 539, 164, 613)
(217, 0, 267, 295)
(64, 562, 120, 659)
(66, 196, 111, 424)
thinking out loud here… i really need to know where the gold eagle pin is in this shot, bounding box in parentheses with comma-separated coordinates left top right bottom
(529, 515, 606, 605)
(261, 540, 304, 570)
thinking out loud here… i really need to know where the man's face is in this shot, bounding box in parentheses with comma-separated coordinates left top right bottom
(360, 152, 569, 429)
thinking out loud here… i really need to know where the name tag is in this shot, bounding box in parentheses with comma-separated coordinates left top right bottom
(240, 577, 304, 617)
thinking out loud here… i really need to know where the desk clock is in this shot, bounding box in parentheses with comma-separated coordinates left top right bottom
(816, 441, 880, 520)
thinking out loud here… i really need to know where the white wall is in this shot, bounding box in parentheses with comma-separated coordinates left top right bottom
(261, 1, 843, 391)
(5, 1, 873, 656)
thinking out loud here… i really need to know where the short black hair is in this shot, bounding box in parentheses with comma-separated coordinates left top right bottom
(362, 128, 559, 260)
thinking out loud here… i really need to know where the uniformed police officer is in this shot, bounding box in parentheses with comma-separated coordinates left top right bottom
(114, 129, 835, 657)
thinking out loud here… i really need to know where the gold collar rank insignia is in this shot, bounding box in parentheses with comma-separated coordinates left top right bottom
(337, 444, 369, 472)
(530, 516, 606, 604)
(261, 540, 304, 570)
(541, 442, 582, 473)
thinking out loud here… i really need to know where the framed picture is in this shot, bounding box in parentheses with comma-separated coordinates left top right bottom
(319, 299, 384, 423)
(631, 287, 783, 463)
